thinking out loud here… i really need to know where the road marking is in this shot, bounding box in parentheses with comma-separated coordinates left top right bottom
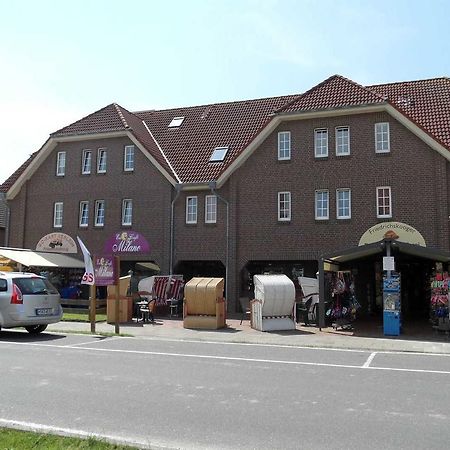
(66, 336, 121, 347)
(2, 340, 450, 374)
(128, 336, 369, 353)
(0, 418, 161, 450)
(362, 352, 377, 368)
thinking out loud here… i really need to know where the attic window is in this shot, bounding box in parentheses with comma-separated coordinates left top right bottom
(210, 146, 229, 162)
(168, 116, 185, 128)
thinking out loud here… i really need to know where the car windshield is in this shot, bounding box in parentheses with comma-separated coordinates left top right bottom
(13, 277, 59, 295)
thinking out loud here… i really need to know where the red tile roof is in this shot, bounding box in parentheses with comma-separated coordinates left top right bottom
(2, 74, 450, 192)
(368, 77, 450, 150)
(278, 75, 386, 113)
(1, 150, 40, 192)
(136, 95, 296, 183)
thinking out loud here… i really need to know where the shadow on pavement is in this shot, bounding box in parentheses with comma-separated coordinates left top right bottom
(0, 330, 67, 342)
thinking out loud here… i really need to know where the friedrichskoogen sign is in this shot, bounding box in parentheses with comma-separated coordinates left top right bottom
(359, 222, 426, 247)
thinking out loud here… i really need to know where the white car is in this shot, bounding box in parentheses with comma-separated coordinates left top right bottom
(0, 272, 63, 334)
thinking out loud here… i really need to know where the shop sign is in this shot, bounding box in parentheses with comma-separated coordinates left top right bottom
(36, 233, 77, 253)
(358, 222, 426, 247)
(104, 231, 150, 254)
(94, 255, 116, 286)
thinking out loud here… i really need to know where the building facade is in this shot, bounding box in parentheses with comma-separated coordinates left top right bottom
(2, 75, 450, 321)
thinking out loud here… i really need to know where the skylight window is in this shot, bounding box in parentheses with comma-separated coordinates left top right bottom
(168, 116, 185, 128)
(210, 146, 229, 162)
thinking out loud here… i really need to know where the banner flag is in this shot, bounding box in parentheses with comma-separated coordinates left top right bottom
(77, 236, 95, 285)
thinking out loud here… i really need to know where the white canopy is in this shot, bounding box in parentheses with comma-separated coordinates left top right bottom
(0, 247, 84, 269)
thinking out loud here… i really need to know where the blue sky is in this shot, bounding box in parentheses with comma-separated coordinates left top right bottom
(1, 0, 449, 183)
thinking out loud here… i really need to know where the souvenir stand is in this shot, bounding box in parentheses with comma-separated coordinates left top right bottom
(326, 271, 360, 331)
(430, 269, 450, 333)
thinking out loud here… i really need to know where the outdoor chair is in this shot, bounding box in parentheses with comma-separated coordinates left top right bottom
(183, 277, 226, 329)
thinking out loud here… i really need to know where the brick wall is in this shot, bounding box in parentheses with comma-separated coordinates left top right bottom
(8, 136, 173, 272)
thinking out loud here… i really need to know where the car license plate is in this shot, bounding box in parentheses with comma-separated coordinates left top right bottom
(36, 308, 54, 316)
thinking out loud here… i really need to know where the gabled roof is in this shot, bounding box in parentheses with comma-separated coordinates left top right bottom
(2, 74, 450, 193)
(136, 95, 296, 183)
(51, 103, 129, 136)
(368, 77, 450, 150)
(51, 103, 176, 180)
(278, 75, 387, 113)
(1, 151, 40, 193)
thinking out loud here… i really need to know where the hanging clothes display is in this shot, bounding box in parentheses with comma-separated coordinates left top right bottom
(430, 271, 450, 332)
(326, 271, 360, 331)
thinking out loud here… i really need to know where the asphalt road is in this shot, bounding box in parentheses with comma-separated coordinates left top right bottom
(1, 330, 450, 450)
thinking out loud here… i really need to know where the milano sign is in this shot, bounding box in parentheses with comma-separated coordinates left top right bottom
(104, 231, 150, 254)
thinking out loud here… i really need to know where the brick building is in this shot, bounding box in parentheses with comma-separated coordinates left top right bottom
(2, 74, 450, 326)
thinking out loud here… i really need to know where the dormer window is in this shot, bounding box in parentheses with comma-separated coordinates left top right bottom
(210, 146, 228, 162)
(168, 116, 185, 128)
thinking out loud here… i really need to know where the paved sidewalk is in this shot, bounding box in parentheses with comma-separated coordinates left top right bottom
(47, 316, 450, 355)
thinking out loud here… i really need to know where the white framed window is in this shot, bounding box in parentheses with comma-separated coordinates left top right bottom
(82, 149, 92, 174)
(94, 200, 105, 227)
(336, 189, 351, 219)
(278, 191, 291, 221)
(53, 202, 63, 228)
(375, 122, 390, 153)
(315, 190, 329, 220)
(278, 131, 291, 160)
(205, 195, 217, 223)
(376, 186, 392, 218)
(186, 196, 198, 224)
(122, 199, 133, 226)
(124, 145, 134, 172)
(97, 148, 107, 173)
(56, 151, 66, 176)
(336, 127, 350, 156)
(79, 201, 89, 227)
(314, 129, 328, 158)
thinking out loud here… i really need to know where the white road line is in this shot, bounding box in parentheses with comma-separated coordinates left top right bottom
(128, 336, 369, 353)
(66, 336, 121, 347)
(2, 340, 450, 374)
(368, 366, 450, 375)
(362, 352, 377, 368)
(0, 418, 158, 449)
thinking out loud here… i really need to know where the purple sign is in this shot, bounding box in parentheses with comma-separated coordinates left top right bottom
(94, 255, 116, 286)
(104, 231, 150, 254)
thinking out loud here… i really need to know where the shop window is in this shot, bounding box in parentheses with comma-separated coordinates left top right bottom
(205, 195, 217, 223)
(375, 122, 390, 153)
(95, 200, 105, 226)
(56, 151, 66, 176)
(278, 191, 291, 221)
(336, 189, 351, 219)
(82, 149, 92, 174)
(278, 131, 291, 160)
(97, 148, 107, 173)
(124, 145, 134, 172)
(53, 202, 63, 228)
(122, 199, 133, 226)
(335, 127, 350, 156)
(315, 190, 329, 220)
(186, 196, 197, 224)
(79, 201, 89, 227)
(376, 186, 392, 218)
(314, 129, 328, 158)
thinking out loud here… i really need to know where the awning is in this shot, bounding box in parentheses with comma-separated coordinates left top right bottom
(324, 240, 450, 265)
(135, 261, 160, 272)
(0, 247, 85, 269)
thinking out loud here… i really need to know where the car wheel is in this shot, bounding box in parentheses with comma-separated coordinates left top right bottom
(25, 324, 48, 334)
